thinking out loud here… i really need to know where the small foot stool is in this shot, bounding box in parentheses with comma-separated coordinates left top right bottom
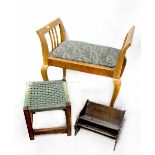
(23, 80, 71, 140)
(74, 100, 125, 150)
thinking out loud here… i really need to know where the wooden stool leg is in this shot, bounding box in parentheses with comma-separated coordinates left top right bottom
(65, 105, 71, 136)
(23, 107, 34, 140)
(41, 65, 49, 81)
(62, 68, 66, 81)
(110, 79, 121, 107)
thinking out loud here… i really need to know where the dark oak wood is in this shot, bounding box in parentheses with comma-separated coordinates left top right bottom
(65, 105, 72, 136)
(34, 126, 67, 135)
(23, 107, 34, 140)
(23, 102, 72, 140)
(75, 100, 125, 150)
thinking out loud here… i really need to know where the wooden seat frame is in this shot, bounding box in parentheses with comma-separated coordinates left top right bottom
(23, 104, 71, 140)
(37, 18, 135, 108)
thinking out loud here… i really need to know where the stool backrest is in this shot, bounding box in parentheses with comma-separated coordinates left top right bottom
(114, 26, 135, 78)
(37, 18, 66, 65)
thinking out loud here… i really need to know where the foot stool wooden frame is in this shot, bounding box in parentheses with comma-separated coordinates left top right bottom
(37, 18, 135, 107)
(23, 80, 71, 140)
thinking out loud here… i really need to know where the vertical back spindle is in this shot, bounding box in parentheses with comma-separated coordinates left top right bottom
(49, 30, 55, 49)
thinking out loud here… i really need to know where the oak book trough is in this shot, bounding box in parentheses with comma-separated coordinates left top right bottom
(74, 100, 125, 150)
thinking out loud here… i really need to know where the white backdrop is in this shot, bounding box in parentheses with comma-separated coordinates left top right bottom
(12, 0, 141, 155)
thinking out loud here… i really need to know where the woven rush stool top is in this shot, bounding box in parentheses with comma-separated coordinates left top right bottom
(24, 80, 70, 112)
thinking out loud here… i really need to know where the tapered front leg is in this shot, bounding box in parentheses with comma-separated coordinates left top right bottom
(41, 65, 49, 81)
(65, 105, 72, 136)
(110, 78, 121, 107)
(23, 107, 34, 140)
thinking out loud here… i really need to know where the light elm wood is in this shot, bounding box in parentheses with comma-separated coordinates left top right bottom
(51, 29, 56, 48)
(54, 27, 59, 46)
(49, 30, 54, 49)
(48, 55, 115, 77)
(114, 26, 135, 79)
(110, 79, 121, 107)
(41, 65, 49, 81)
(37, 17, 135, 107)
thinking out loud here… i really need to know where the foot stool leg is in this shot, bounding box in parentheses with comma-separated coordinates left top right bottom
(23, 107, 34, 140)
(110, 78, 121, 107)
(62, 68, 66, 81)
(41, 65, 49, 81)
(65, 104, 71, 136)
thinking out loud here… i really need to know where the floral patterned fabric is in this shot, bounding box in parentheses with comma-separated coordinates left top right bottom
(50, 40, 120, 68)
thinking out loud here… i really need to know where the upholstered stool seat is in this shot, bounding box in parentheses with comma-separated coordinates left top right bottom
(23, 80, 71, 140)
(51, 40, 120, 68)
